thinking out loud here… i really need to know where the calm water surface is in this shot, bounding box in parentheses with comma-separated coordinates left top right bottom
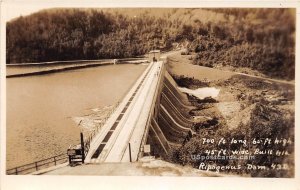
(6, 64, 147, 168)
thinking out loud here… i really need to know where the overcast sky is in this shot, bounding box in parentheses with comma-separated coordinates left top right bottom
(5, 3, 60, 21)
(4, 1, 297, 22)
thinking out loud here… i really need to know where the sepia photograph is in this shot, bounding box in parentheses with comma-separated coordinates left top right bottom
(0, 1, 299, 189)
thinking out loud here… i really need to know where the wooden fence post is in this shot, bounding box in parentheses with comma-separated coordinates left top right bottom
(129, 143, 132, 162)
(80, 132, 85, 163)
(35, 162, 38, 171)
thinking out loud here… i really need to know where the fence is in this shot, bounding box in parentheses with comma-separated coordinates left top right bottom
(6, 102, 121, 175)
(6, 153, 68, 175)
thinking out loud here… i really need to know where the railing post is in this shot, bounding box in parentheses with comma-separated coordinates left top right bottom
(15, 168, 18, 175)
(68, 155, 72, 165)
(129, 143, 132, 162)
(80, 132, 85, 164)
(54, 156, 57, 166)
(35, 162, 38, 171)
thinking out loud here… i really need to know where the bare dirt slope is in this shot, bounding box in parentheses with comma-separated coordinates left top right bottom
(166, 53, 295, 177)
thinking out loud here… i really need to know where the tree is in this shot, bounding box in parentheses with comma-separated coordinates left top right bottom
(245, 28, 254, 43)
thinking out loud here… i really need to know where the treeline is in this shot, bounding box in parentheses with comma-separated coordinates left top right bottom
(6, 8, 295, 80)
(6, 9, 181, 63)
(187, 8, 295, 80)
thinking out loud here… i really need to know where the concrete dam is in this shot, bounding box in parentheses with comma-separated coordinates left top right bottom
(7, 60, 207, 175)
(83, 61, 198, 163)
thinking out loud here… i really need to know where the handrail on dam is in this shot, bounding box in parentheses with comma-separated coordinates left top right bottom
(81, 103, 120, 158)
(81, 60, 166, 163)
(137, 61, 166, 160)
(84, 61, 157, 163)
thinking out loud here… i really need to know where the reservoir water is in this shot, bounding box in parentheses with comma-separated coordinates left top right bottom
(6, 63, 147, 169)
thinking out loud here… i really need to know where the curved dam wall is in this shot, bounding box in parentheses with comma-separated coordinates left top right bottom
(7, 58, 147, 78)
(146, 70, 196, 159)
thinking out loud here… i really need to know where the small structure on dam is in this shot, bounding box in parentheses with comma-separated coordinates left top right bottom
(148, 50, 161, 62)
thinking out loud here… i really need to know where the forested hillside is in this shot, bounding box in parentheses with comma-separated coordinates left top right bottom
(6, 9, 176, 62)
(189, 9, 295, 80)
(6, 8, 295, 79)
